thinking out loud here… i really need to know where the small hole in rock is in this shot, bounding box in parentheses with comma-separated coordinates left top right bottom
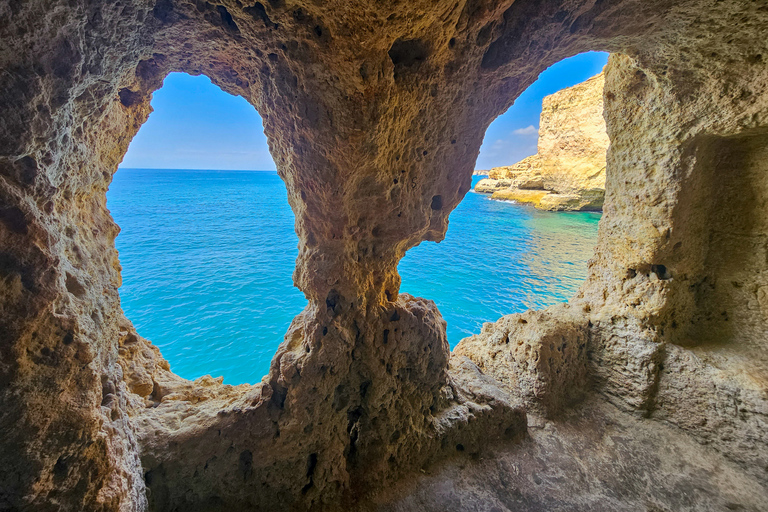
(651, 264, 671, 280)
(388, 38, 429, 70)
(118, 88, 142, 108)
(65, 273, 86, 298)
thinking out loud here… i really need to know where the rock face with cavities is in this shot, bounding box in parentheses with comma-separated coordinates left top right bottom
(1, 0, 768, 511)
(475, 72, 608, 211)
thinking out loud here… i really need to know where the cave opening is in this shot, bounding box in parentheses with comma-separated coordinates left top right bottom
(398, 52, 608, 347)
(5, 0, 768, 509)
(110, 72, 305, 385)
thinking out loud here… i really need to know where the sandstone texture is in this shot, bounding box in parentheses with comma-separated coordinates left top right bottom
(455, 304, 589, 418)
(475, 72, 608, 211)
(2, 0, 768, 511)
(378, 398, 768, 512)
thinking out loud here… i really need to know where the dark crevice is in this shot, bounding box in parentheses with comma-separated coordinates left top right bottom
(326, 289, 341, 317)
(244, 2, 278, 29)
(118, 88, 142, 107)
(651, 264, 672, 280)
(389, 38, 430, 78)
(216, 5, 240, 33)
(53, 456, 68, 482)
(344, 406, 363, 465)
(270, 383, 288, 409)
(301, 453, 318, 493)
(238, 450, 253, 482)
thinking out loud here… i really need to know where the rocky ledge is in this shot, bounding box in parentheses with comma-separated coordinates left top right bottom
(475, 72, 608, 211)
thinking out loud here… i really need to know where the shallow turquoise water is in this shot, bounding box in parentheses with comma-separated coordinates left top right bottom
(108, 170, 600, 384)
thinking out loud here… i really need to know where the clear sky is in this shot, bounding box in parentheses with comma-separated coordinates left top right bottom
(120, 73, 274, 171)
(475, 51, 609, 170)
(120, 51, 609, 171)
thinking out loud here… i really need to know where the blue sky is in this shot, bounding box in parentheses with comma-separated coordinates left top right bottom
(120, 52, 608, 171)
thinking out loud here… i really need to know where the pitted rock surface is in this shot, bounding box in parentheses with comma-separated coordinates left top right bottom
(2, 0, 768, 510)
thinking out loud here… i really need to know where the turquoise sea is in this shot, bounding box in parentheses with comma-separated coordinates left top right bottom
(108, 170, 600, 384)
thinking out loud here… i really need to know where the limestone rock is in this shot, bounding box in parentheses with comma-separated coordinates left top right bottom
(474, 177, 508, 194)
(455, 304, 589, 418)
(2, 0, 768, 510)
(476, 73, 608, 212)
(490, 188, 550, 207)
(377, 399, 768, 512)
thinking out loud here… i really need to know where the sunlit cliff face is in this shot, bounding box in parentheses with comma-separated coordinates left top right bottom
(1, 1, 768, 510)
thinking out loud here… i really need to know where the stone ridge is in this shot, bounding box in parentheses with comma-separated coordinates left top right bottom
(475, 72, 608, 211)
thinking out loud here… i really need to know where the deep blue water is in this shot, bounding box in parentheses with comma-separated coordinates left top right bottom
(108, 169, 600, 384)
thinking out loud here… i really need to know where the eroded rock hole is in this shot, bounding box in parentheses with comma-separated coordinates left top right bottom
(111, 72, 305, 385)
(118, 88, 142, 107)
(388, 38, 429, 72)
(301, 453, 318, 493)
(651, 264, 671, 280)
(398, 52, 606, 347)
(53, 456, 68, 481)
(65, 272, 86, 297)
(244, 2, 278, 29)
(216, 5, 239, 33)
(326, 289, 341, 316)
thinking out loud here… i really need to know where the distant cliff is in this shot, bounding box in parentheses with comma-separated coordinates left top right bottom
(475, 72, 608, 211)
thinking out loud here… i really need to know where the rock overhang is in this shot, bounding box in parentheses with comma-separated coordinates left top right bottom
(1, 0, 768, 510)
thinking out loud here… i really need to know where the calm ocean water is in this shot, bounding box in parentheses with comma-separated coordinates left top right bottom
(108, 169, 600, 384)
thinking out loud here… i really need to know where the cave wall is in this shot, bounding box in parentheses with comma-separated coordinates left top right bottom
(577, 50, 768, 479)
(1, 0, 768, 510)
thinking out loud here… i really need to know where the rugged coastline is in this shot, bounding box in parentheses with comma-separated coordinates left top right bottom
(475, 73, 608, 212)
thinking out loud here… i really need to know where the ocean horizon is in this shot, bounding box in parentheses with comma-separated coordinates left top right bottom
(108, 168, 600, 385)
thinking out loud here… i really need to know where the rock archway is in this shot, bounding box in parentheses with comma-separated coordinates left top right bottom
(2, 1, 768, 510)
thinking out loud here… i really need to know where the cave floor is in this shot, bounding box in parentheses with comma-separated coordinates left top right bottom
(373, 398, 768, 512)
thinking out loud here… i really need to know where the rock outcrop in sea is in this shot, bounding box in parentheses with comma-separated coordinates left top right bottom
(476, 72, 608, 211)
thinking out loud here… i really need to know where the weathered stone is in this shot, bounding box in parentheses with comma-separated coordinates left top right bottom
(377, 398, 768, 512)
(573, 51, 768, 482)
(455, 304, 589, 418)
(476, 73, 608, 211)
(490, 188, 550, 207)
(1, 0, 768, 510)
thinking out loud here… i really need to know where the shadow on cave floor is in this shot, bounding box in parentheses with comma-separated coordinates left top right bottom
(371, 397, 768, 512)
